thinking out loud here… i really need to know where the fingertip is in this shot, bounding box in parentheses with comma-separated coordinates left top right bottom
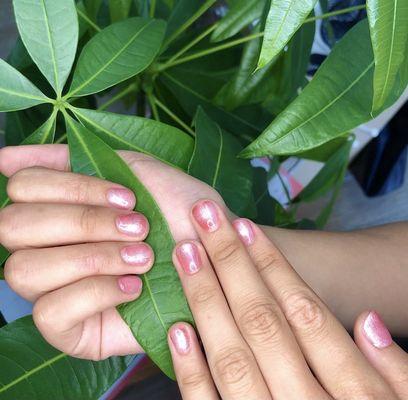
(168, 322, 196, 355)
(232, 218, 256, 246)
(106, 187, 136, 210)
(117, 275, 143, 297)
(355, 310, 393, 350)
(120, 242, 154, 272)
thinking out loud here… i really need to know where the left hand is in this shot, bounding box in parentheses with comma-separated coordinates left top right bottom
(169, 200, 408, 399)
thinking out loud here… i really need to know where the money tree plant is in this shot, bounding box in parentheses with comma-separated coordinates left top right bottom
(0, 0, 407, 398)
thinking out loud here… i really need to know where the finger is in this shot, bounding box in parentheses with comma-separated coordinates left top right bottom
(236, 219, 396, 399)
(354, 311, 408, 399)
(33, 275, 142, 357)
(0, 145, 69, 176)
(4, 242, 154, 301)
(0, 203, 149, 250)
(173, 240, 271, 400)
(7, 167, 136, 210)
(190, 201, 327, 399)
(168, 323, 218, 400)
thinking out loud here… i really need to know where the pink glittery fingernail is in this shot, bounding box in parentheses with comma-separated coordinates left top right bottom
(116, 213, 148, 237)
(192, 200, 219, 232)
(233, 219, 255, 246)
(176, 242, 202, 275)
(118, 276, 142, 295)
(363, 311, 392, 349)
(121, 243, 152, 266)
(107, 188, 136, 209)
(170, 325, 191, 355)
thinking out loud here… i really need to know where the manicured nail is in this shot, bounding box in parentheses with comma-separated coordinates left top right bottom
(363, 311, 392, 349)
(170, 325, 190, 355)
(107, 188, 135, 209)
(192, 200, 219, 232)
(233, 219, 255, 246)
(116, 213, 148, 237)
(121, 243, 152, 266)
(176, 242, 202, 275)
(118, 275, 142, 295)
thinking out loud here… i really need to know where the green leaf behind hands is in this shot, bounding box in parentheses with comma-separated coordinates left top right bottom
(72, 107, 194, 170)
(109, 0, 132, 22)
(68, 18, 166, 97)
(65, 115, 193, 379)
(367, 0, 408, 112)
(13, 0, 78, 95)
(0, 316, 133, 399)
(189, 108, 253, 215)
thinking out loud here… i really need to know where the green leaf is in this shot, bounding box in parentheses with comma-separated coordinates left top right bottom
(189, 108, 253, 215)
(72, 106, 194, 170)
(68, 17, 166, 97)
(0, 59, 49, 112)
(109, 0, 132, 22)
(367, 0, 408, 112)
(83, 0, 103, 21)
(64, 114, 193, 379)
(211, 0, 266, 42)
(241, 20, 374, 157)
(13, 0, 78, 96)
(0, 316, 133, 399)
(258, 0, 317, 69)
(160, 71, 262, 139)
(21, 109, 57, 145)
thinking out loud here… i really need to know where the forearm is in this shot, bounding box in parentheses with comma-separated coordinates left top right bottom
(262, 222, 408, 336)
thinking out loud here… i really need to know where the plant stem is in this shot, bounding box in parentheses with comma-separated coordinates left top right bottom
(147, 92, 160, 121)
(55, 133, 67, 144)
(159, 4, 367, 70)
(98, 83, 138, 111)
(76, 6, 101, 32)
(152, 96, 195, 137)
(150, 0, 156, 18)
(159, 24, 218, 70)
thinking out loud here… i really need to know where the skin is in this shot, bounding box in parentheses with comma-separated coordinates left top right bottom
(0, 145, 407, 360)
(168, 201, 408, 399)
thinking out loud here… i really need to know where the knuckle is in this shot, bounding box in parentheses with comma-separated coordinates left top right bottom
(239, 300, 283, 343)
(342, 382, 390, 400)
(77, 206, 99, 236)
(32, 297, 54, 332)
(74, 245, 109, 275)
(84, 278, 103, 301)
(256, 250, 283, 276)
(214, 347, 253, 390)
(3, 251, 28, 291)
(64, 177, 92, 204)
(180, 370, 211, 392)
(284, 290, 327, 340)
(213, 239, 241, 265)
(190, 284, 218, 307)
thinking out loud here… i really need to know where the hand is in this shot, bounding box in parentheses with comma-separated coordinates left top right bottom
(0, 145, 223, 360)
(169, 200, 408, 399)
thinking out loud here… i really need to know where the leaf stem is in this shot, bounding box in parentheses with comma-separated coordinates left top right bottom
(98, 83, 138, 111)
(147, 92, 160, 121)
(159, 4, 367, 70)
(150, 0, 156, 18)
(76, 6, 101, 32)
(151, 95, 195, 136)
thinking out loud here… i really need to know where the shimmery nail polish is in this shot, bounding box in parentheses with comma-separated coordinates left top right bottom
(192, 200, 219, 232)
(118, 276, 142, 295)
(116, 213, 148, 237)
(107, 188, 135, 209)
(363, 311, 392, 349)
(121, 243, 152, 266)
(176, 242, 202, 274)
(233, 219, 255, 246)
(170, 326, 190, 355)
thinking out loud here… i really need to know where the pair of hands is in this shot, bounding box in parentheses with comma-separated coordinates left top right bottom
(1, 145, 407, 399)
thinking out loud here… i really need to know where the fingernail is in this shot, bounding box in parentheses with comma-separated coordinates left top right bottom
(176, 242, 202, 275)
(363, 311, 392, 349)
(121, 243, 152, 266)
(233, 219, 255, 246)
(118, 276, 142, 295)
(192, 200, 219, 232)
(170, 325, 190, 355)
(116, 213, 148, 237)
(107, 188, 135, 209)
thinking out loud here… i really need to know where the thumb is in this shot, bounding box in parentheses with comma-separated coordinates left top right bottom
(0, 144, 70, 176)
(354, 311, 408, 399)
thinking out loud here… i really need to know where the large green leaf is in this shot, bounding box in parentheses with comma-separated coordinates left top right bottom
(21, 109, 57, 145)
(241, 20, 374, 157)
(189, 108, 253, 215)
(258, 0, 317, 69)
(0, 316, 133, 399)
(68, 18, 166, 97)
(65, 115, 193, 379)
(367, 0, 408, 112)
(211, 0, 266, 42)
(13, 0, 78, 96)
(0, 59, 49, 112)
(72, 106, 194, 169)
(109, 0, 132, 22)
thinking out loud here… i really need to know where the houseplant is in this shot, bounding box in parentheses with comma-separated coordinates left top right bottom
(0, 0, 406, 398)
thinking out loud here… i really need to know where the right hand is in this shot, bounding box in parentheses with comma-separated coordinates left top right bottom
(0, 145, 224, 360)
